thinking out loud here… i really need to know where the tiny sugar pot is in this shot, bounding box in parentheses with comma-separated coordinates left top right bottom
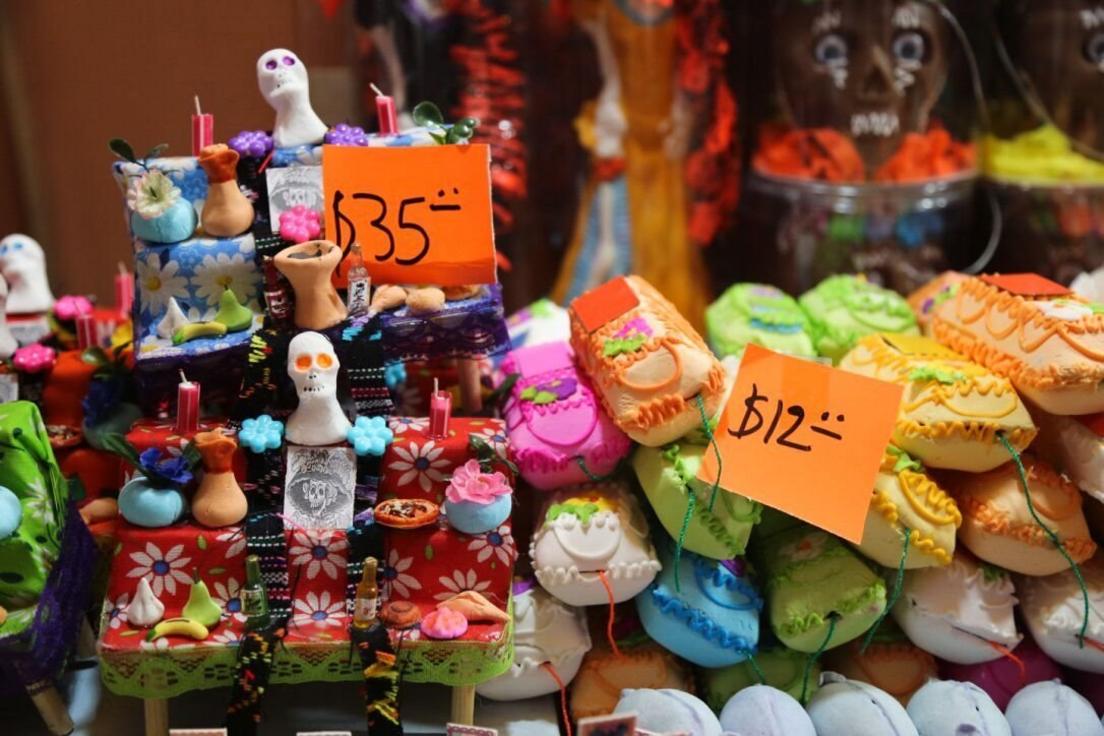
(443, 460, 512, 535)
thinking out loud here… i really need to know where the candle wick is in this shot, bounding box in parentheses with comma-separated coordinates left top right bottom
(118, 261, 128, 276)
(434, 378, 439, 395)
(179, 370, 188, 384)
(194, 95, 202, 115)
(370, 83, 384, 97)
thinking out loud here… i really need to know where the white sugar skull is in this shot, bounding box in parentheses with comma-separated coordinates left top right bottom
(256, 48, 328, 148)
(0, 234, 54, 315)
(0, 276, 16, 360)
(286, 331, 351, 446)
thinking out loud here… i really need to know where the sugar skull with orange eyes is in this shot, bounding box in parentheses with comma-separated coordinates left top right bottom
(286, 330, 351, 446)
(999, 0, 1104, 156)
(773, 0, 950, 174)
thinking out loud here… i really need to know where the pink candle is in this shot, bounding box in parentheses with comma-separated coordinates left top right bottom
(372, 84, 398, 135)
(429, 378, 451, 438)
(191, 95, 214, 157)
(75, 314, 97, 350)
(176, 371, 201, 435)
(115, 262, 134, 318)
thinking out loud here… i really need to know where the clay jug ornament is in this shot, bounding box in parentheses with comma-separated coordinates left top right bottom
(198, 144, 254, 238)
(274, 240, 347, 330)
(192, 428, 248, 528)
(256, 48, 328, 148)
(0, 275, 17, 359)
(0, 234, 55, 315)
(285, 331, 351, 446)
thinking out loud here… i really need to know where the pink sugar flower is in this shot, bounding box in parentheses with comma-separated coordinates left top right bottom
(445, 460, 510, 505)
(54, 295, 93, 321)
(12, 343, 56, 373)
(279, 205, 322, 244)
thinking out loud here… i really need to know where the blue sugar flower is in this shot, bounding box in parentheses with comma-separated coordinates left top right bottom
(384, 362, 407, 391)
(239, 414, 284, 454)
(347, 415, 394, 457)
(138, 448, 193, 487)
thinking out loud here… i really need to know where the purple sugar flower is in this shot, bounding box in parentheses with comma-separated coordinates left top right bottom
(324, 123, 370, 147)
(229, 130, 273, 158)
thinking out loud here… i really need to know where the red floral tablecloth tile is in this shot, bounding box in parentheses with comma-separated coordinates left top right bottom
(125, 417, 246, 480)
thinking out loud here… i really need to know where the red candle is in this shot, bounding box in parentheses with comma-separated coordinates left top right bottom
(75, 314, 97, 350)
(429, 378, 451, 438)
(372, 84, 398, 135)
(115, 262, 134, 318)
(176, 371, 201, 435)
(191, 95, 214, 157)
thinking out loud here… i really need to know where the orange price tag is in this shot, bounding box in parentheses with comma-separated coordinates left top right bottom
(699, 344, 903, 543)
(323, 144, 497, 286)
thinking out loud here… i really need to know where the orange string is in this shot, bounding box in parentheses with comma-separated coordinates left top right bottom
(1084, 639, 1104, 654)
(987, 640, 1026, 684)
(541, 662, 572, 736)
(597, 570, 622, 658)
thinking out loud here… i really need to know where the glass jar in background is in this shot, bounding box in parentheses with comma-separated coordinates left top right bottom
(984, 0, 1104, 282)
(730, 0, 987, 296)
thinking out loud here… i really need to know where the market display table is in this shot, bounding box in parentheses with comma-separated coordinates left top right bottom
(98, 519, 515, 735)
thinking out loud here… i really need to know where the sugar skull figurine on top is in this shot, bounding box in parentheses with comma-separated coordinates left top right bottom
(256, 48, 328, 148)
(0, 234, 54, 316)
(286, 331, 350, 446)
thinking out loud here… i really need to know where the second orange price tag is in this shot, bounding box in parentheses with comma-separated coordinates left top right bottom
(698, 344, 903, 543)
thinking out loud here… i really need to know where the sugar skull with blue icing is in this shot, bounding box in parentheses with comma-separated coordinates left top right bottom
(636, 546, 762, 668)
(531, 482, 660, 607)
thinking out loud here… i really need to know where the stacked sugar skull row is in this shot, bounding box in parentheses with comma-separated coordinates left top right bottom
(483, 272, 1104, 735)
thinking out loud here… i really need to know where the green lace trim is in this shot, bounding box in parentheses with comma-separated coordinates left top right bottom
(776, 581, 887, 638)
(100, 608, 514, 698)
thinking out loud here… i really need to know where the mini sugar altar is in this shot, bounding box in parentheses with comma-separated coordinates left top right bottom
(735, 0, 984, 294)
(97, 46, 517, 736)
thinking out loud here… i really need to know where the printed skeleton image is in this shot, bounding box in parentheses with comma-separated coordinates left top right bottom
(286, 331, 352, 446)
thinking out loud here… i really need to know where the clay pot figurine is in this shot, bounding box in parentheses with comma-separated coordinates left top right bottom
(198, 144, 254, 238)
(274, 240, 347, 330)
(192, 428, 247, 528)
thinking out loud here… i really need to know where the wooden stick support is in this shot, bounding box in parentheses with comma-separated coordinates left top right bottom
(144, 697, 169, 736)
(457, 359, 482, 414)
(450, 684, 476, 725)
(27, 683, 73, 735)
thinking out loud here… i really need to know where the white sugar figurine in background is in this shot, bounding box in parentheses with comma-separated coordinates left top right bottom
(286, 331, 350, 446)
(0, 234, 54, 315)
(0, 276, 17, 360)
(256, 49, 328, 148)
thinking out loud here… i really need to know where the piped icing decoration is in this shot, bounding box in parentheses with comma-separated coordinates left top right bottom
(420, 606, 468, 640)
(930, 274, 1104, 415)
(839, 333, 1036, 471)
(798, 275, 918, 362)
(603, 317, 653, 358)
(706, 283, 816, 358)
(520, 377, 578, 406)
(446, 459, 510, 505)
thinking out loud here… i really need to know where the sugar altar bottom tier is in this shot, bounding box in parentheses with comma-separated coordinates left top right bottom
(97, 520, 515, 698)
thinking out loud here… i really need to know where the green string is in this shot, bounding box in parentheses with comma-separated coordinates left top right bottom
(801, 615, 837, 705)
(998, 433, 1090, 647)
(860, 526, 910, 654)
(575, 456, 617, 483)
(693, 394, 722, 511)
(745, 652, 767, 685)
(672, 489, 696, 594)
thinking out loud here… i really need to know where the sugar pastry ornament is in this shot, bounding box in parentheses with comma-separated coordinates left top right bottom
(613, 689, 722, 736)
(822, 620, 937, 706)
(839, 334, 1037, 472)
(702, 646, 820, 707)
(569, 643, 694, 721)
(1004, 681, 1104, 736)
(906, 680, 1010, 736)
(858, 448, 961, 569)
(568, 275, 726, 447)
(256, 49, 328, 148)
(930, 274, 1104, 416)
(0, 234, 54, 315)
(706, 283, 816, 358)
(1018, 555, 1104, 673)
(718, 685, 816, 736)
(635, 547, 761, 668)
(476, 582, 592, 701)
(799, 274, 918, 363)
(939, 635, 1062, 711)
(892, 553, 1022, 665)
(1032, 410, 1104, 505)
(949, 455, 1096, 576)
(286, 331, 351, 446)
(530, 482, 661, 607)
(806, 673, 918, 736)
(0, 276, 17, 360)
